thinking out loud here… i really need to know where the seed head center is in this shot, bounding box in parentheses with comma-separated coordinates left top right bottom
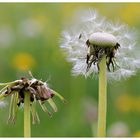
(86, 32, 120, 72)
(89, 32, 117, 47)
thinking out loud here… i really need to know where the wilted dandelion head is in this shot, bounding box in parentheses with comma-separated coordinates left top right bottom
(60, 9, 140, 81)
(0, 73, 66, 124)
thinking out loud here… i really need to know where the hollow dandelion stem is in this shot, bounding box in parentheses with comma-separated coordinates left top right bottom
(24, 92, 31, 137)
(97, 55, 107, 137)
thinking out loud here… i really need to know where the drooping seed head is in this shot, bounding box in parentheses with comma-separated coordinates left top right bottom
(0, 75, 66, 124)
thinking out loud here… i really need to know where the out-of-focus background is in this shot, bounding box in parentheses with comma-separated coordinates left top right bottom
(0, 3, 140, 137)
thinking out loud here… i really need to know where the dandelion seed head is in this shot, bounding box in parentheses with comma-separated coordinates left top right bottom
(0, 26, 15, 48)
(60, 9, 140, 80)
(0, 101, 7, 108)
(107, 121, 130, 137)
(83, 98, 98, 123)
(19, 18, 43, 38)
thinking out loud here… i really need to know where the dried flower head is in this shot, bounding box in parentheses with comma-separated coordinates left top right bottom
(60, 9, 140, 80)
(0, 73, 66, 124)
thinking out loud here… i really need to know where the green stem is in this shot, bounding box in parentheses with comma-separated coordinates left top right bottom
(24, 92, 31, 137)
(97, 55, 107, 137)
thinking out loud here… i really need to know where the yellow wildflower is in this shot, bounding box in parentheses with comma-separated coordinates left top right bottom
(13, 53, 35, 71)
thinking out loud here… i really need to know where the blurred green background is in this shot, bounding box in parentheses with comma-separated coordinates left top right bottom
(0, 3, 140, 137)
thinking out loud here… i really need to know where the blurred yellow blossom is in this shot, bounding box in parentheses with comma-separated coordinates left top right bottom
(12, 53, 36, 71)
(116, 94, 133, 113)
(35, 15, 47, 24)
(133, 130, 140, 137)
(116, 94, 140, 113)
(131, 97, 140, 112)
(120, 4, 140, 25)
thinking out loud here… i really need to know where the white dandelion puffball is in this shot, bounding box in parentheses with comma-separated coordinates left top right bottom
(107, 122, 130, 137)
(0, 101, 7, 108)
(60, 9, 140, 81)
(19, 18, 43, 38)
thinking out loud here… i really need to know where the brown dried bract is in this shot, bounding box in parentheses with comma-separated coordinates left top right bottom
(3, 77, 54, 106)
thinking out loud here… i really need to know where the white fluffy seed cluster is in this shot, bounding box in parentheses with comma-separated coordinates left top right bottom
(60, 9, 140, 81)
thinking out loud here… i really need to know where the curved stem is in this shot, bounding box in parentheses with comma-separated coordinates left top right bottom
(24, 92, 31, 137)
(97, 56, 107, 137)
